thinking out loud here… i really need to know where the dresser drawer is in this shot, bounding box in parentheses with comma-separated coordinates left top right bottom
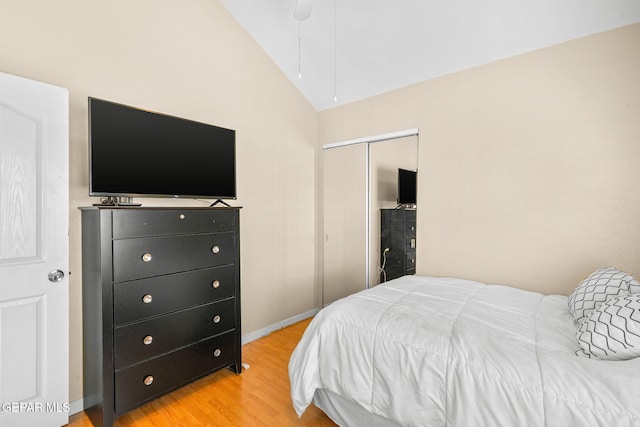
(406, 221, 416, 238)
(113, 232, 235, 282)
(113, 264, 235, 325)
(406, 252, 416, 270)
(112, 209, 235, 238)
(114, 331, 236, 415)
(114, 298, 235, 369)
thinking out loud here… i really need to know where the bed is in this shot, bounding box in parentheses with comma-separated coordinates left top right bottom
(288, 274, 640, 426)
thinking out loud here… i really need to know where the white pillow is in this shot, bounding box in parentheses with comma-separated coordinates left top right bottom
(568, 266, 640, 326)
(575, 294, 640, 360)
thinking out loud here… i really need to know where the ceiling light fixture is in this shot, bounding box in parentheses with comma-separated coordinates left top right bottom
(293, 0, 312, 21)
(294, 0, 311, 80)
(298, 22, 302, 79)
(293, 0, 338, 103)
(333, 0, 338, 102)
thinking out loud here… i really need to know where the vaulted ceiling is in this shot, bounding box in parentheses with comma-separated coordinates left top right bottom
(220, 0, 640, 111)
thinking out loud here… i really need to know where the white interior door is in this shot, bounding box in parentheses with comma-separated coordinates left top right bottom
(0, 72, 69, 426)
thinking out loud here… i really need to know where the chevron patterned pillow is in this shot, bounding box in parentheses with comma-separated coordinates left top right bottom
(568, 266, 640, 326)
(575, 295, 640, 360)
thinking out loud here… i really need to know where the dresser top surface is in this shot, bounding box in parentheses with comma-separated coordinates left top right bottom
(79, 206, 242, 211)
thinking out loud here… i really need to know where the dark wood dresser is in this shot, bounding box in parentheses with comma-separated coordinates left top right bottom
(380, 208, 416, 282)
(80, 206, 241, 426)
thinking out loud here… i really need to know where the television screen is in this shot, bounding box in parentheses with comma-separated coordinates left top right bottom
(89, 97, 236, 200)
(397, 168, 417, 205)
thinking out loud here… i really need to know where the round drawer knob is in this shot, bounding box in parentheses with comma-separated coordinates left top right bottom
(179, 214, 185, 220)
(143, 335, 153, 345)
(213, 349, 222, 358)
(141, 253, 152, 263)
(211, 245, 220, 254)
(212, 315, 221, 324)
(142, 294, 153, 304)
(143, 375, 154, 386)
(212, 280, 220, 289)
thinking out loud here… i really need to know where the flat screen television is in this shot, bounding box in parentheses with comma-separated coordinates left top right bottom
(397, 168, 417, 205)
(89, 97, 236, 202)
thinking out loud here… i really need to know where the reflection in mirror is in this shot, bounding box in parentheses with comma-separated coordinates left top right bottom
(369, 136, 418, 287)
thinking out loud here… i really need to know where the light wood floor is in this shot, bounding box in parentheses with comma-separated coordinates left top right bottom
(68, 318, 336, 426)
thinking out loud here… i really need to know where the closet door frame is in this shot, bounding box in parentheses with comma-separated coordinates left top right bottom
(322, 128, 419, 306)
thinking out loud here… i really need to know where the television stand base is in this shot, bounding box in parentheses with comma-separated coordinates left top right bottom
(93, 196, 142, 207)
(210, 199, 231, 207)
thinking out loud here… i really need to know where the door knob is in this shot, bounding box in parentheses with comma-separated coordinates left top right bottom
(48, 270, 65, 282)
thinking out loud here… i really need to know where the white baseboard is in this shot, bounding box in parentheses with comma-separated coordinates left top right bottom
(70, 392, 100, 415)
(241, 308, 319, 345)
(69, 399, 82, 416)
(69, 309, 320, 414)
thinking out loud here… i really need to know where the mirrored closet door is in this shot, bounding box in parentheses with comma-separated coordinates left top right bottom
(322, 131, 418, 306)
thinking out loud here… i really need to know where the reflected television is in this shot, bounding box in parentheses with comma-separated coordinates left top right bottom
(397, 168, 417, 205)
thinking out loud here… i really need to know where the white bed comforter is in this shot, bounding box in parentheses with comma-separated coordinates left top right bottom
(289, 275, 640, 426)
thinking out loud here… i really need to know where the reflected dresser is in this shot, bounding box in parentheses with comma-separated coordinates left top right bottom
(380, 208, 416, 282)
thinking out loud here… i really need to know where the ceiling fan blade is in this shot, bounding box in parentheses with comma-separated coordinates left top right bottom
(293, 0, 312, 21)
